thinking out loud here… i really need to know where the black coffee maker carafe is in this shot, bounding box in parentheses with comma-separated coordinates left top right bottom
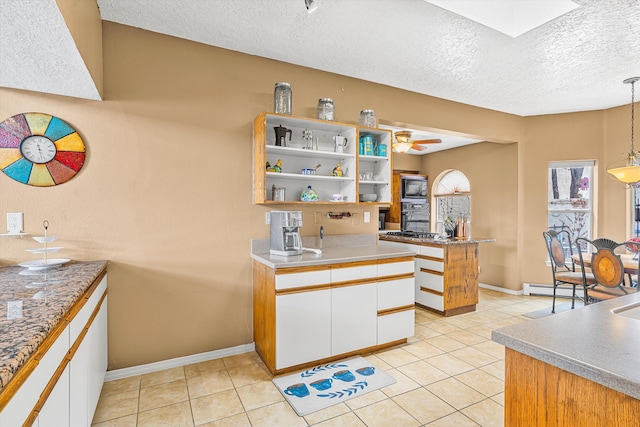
(274, 125, 292, 147)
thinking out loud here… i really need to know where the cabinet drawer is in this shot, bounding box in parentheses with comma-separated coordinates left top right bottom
(70, 275, 107, 343)
(378, 260, 414, 277)
(377, 310, 414, 344)
(417, 257, 444, 273)
(378, 278, 414, 310)
(331, 264, 377, 283)
(416, 288, 444, 311)
(275, 269, 331, 290)
(417, 270, 444, 292)
(420, 245, 444, 258)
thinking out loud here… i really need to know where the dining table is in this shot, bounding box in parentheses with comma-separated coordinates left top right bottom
(572, 252, 639, 275)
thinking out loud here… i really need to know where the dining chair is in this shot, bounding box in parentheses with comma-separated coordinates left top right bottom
(624, 238, 640, 287)
(543, 230, 595, 313)
(576, 237, 640, 302)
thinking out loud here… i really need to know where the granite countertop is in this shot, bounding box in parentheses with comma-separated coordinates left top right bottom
(0, 260, 108, 391)
(378, 234, 496, 245)
(492, 292, 640, 400)
(251, 234, 415, 269)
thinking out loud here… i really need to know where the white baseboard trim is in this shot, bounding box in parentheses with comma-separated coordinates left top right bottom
(478, 283, 523, 295)
(523, 282, 577, 298)
(104, 342, 256, 382)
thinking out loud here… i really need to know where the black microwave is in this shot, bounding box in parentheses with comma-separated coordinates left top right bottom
(401, 174, 428, 202)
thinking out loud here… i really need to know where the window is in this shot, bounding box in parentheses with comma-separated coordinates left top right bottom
(632, 187, 640, 237)
(548, 161, 594, 252)
(434, 169, 471, 237)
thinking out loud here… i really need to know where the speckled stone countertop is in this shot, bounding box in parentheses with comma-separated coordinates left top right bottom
(0, 260, 107, 391)
(492, 292, 640, 400)
(251, 234, 415, 269)
(378, 234, 496, 245)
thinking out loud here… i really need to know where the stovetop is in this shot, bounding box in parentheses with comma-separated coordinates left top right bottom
(382, 231, 441, 240)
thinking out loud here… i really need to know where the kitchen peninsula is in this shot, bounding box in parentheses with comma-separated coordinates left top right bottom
(0, 261, 108, 426)
(379, 234, 495, 316)
(492, 293, 640, 425)
(251, 235, 415, 375)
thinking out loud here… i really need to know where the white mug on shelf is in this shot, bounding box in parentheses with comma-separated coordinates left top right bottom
(333, 136, 348, 153)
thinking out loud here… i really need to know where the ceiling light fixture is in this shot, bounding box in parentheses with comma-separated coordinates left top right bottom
(305, 0, 318, 14)
(607, 77, 640, 185)
(393, 142, 413, 153)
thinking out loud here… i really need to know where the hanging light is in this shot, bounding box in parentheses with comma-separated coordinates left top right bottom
(392, 131, 413, 153)
(305, 0, 318, 13)
(607, 77, 640, 185)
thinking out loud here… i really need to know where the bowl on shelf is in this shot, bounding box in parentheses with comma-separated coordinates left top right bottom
(359, 193, 378, 202)
(301, 168, 316, 175)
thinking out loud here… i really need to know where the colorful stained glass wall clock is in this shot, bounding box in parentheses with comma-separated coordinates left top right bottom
(0, 113, 85, 186)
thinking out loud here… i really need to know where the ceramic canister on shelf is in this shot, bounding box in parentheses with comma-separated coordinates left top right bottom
(274, 82, 292, 115)
(317, 98, 334, 121)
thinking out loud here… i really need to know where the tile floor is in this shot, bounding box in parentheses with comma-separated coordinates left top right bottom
(91, 289, 551, 427)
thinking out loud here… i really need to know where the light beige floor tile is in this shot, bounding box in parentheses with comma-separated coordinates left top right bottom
(140, 366, 185, 388)
(191, 389, 245, 425)
(426, 378, 486, 410)
(227, 362, 272, 388)
(426, 411, 480, 426)
(380, 368, 420, 397)
(396, 360, 449, 386)
(246, 401, 307, 427)
(424, 321, 462, 334)
(313, 411, 366, 426)
(480, 360, 505, 381)
(186, 369, 235, 399)
(445, 330, 487, 346)
(137, 400, 193, 427)
(139, 379, 189, 412)
(100, 376, 141, 397)
(455, 369, 504, 397)
(402, 340, 445, 359)
(362, 354, 392, 371)
(199, 413, 251, 427)
(374, 347, 420, 367)
(426, 353, 475, 376)
(303, 402, 350, 425)
(425, 335, 467, 352)
(472, 340, 506, 360)
(449, 346, 498, 368)
(184, 358, 226, 379)
(492, 392, 505, 406)
(92, 389, 139, 424)
(344, 389, 388, 410)
(222, 352, 262, 369)
(461, 398, 505, 427)
(235, 380, 284, 411)
(392, 387, 456, 424)
(465, 325, 494, 340)
(91, 414, 137, 427)
(414, 325, 443, 339)
(354, 398, 420, 427)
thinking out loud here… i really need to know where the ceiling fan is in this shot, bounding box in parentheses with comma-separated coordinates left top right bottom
(392, 131, 442, 153)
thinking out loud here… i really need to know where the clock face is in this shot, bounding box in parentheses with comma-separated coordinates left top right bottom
(21, 135, 57, 164)
(0, 113, 85, 186)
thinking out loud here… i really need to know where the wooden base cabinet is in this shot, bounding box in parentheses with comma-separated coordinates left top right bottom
(253, 257, 414, 375)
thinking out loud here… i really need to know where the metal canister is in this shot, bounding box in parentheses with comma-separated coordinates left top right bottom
(317, 98, 334, 121)
(359, 109, 377, 127)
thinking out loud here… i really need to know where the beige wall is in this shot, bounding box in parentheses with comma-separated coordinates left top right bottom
(0, 22, 632, 369)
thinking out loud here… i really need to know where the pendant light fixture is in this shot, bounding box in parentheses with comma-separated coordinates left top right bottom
(607, 77, 640, 185)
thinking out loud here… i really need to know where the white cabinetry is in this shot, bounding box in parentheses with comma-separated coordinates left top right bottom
(276, 289, 332, 369)
(253, 113, 392, 204)
(38, 365, 70, 427)
(254, 257, 414, 374)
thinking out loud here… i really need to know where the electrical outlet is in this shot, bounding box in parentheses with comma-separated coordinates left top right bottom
(364, 212, 371, 223)
(265, 212, 271, 225)
(7, 300, 23, 320)
(7, 212, 23, 234)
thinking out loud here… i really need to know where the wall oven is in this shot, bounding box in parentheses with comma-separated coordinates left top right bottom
(401, 202, 430, 233)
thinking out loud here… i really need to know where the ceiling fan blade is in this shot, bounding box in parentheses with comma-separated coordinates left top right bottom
(413, 139, 442, 144)
(411, 144, 427, 151)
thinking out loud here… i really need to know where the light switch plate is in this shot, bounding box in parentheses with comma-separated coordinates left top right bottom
(266, 212, 271, 225)
(364, 212, 371, 223)
(7, 212, 23, 234)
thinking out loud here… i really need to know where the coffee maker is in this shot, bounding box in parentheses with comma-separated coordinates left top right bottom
(270, 211, 303, 256)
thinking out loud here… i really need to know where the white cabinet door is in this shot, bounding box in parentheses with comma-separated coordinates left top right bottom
(378, 278, 414, 311)
(88, 298, 108, 421)
(331, 283, 377, 355)
(378, 310, 415, 344)
(38, 365, 70, 427)
(276, 289, 331, 369)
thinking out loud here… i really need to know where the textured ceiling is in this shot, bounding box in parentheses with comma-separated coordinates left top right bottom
(1, 1, 638, 121)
